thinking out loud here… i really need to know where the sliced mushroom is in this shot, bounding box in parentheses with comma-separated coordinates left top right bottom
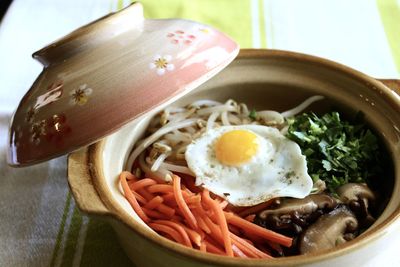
(258, 194, 337, 233)
(299, 205, 358, 254)
(260, 194, 337, 218)
(337, 183, 376, 226)
(337, 183, 375, 203)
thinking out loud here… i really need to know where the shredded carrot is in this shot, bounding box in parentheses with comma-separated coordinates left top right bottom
(200, 241, 207, 252)
(230, 233, 272, 258)
(142, 208, 169, 220)
(232, 244, 247, 258)
(182, 185, 195, 196)
(231, 239, 259, 258)
(156, 203, 176, 217)
(132, 191, 147, 205)
(144, 196, 164, 210)
(244, 231, 267, 244)
(204, 239, 225, 255)
(202, 215, 222, 238)
(225, 212, 293, 247)
(127, 179, 136, 189)
(202, 216, 240, 257)
(177, 173, 201, 193)
(175, 221, 202, 247)
(148, 183, 192, 198)
(148, 223, 185, 245)
(193, 202, 214, 234)
(203, 214, 269, 259)
(206, 219, 257, 258)
(242, 238, 254, 246)
(131, 178, 157, 191)
(148, 184, 174, 194)
(202, 189, 233, 257)
(172, 175, 198, 230)
(228, 224, 241, 236)
(163, 192, 198, 204)
(120, 171, 137, 181)
(137, 188, 155, 201)
(155, 220, 192, 248)
(119, 172, 149, 223)
(237, 199, 275, 217)
(186, 195, 201, 204)
(161, 193, 178, 206)
(218, 200, 229, 210)
(120, 171, 290, 259)
(192, 211, 211, 234)
(244, 214, 256, 222)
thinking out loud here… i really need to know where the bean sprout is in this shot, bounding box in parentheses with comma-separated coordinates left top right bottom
(281, 95, 324, 118)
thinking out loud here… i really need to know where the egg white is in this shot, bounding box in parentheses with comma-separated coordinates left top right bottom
(185, 125, 313, 206)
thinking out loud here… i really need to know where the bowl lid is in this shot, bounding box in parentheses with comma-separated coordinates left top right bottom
(7, 2, 239, 166)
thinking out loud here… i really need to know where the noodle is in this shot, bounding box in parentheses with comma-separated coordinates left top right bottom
(197, 105, 237, 116)
(126, 118, 197, 170)
(190, 99, 222, 107)
(221, 111, 230, 126)
(151, 153, 169, 172)
(138, 153, 171, 181)
(159, 162, 194, 176)
(228, 114, 242, 125)
(281, 95, 324, 118)
(257, 111, 284, 125)
(207, 111, 220, 130)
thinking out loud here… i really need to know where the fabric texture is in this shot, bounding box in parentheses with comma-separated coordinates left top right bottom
(0, 0, 399, 266)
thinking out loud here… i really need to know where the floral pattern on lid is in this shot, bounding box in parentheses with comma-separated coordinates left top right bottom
(30, 120, 47, 145)
(198, 27, 213, 34)
(149, 55, 175, 75)
(70, 84, 93, 105)
(7, 2, 239, 166)
(27, 114, 71, 146)
(33, 80, 64, 110)
(167, 30, 197, 45)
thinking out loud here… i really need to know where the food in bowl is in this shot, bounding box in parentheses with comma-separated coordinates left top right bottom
(118, 95, 391, 258)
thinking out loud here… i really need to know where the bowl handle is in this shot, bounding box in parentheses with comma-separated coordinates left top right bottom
(378, 79, 400, 95)
(68, 147, 110, 216)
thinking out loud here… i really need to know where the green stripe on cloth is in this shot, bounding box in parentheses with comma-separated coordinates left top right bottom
(79, 219, 132, 267)
(259, 0, 267, 48)
(376, 0, 400, 73)
(117, 0, 124, 10)
(60, 206, 83, 267)
(50, 192, 72, 267)
(138, 0, 253, 48)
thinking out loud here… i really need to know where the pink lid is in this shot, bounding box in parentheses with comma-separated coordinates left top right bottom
(8, 2, 239, 166)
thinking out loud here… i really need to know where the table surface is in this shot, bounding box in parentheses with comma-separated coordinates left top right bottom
(1, 0, 400, 266)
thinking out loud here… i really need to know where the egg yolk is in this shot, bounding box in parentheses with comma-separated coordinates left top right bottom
(214, 130, 259, 166)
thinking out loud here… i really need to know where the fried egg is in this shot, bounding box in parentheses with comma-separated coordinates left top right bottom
(185, 125, 313, 206)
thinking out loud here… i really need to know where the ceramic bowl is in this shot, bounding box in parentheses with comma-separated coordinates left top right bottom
(68, 49, 400, 267)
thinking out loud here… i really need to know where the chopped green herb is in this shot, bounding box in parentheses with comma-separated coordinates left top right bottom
(286, 112, 382, 192)
(249, 109, 257, 120)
